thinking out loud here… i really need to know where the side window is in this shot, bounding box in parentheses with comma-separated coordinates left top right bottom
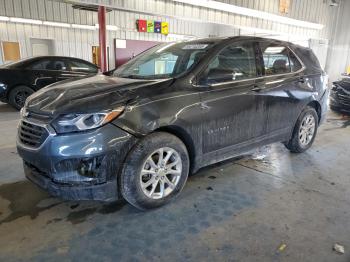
(289, 51, 303, 72)
(186, 51, 205, 69)
(202, 42, 257, 84)
(29, 60, 51, 70)
(46, 60, 68, 71)
(69, 60, 98, 73)
(262, 44, 291, 75)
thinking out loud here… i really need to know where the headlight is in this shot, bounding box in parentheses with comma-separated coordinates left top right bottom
(52, 106, 124, 133)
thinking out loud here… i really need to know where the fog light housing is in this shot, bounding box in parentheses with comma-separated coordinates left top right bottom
(78, 158, 101, 177)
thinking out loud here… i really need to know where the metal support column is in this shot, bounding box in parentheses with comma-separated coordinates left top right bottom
(98, 6, 107, 72)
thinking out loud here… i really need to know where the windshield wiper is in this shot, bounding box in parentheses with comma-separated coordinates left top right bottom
(117, 74, 148, 79)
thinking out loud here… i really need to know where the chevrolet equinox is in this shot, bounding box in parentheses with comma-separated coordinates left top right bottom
(17, 37, 329, 210)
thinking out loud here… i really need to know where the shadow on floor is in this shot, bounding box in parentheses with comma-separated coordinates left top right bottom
(0, 103, 17, 113)
(0, 181, 126, 225)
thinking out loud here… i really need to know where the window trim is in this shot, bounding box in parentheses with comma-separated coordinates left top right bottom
(193, 41, 306, 88)
(259, 42, 305, 78)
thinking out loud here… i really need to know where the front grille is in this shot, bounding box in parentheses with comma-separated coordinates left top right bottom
(26, 111, 53, 123)
(19, 121, 49, 148)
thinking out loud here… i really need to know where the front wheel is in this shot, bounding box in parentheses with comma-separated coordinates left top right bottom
(120, 132, 189, 210)
(8, 86, 34, 110)
(284, 106, 319, 153)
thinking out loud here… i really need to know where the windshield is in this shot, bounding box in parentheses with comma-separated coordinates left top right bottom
(113, 42, 213, 79)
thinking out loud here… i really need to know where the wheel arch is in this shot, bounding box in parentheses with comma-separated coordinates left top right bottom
(6, 84, 34, 99)
(154, 125, 197, 174)
(306, 100, 322, 123)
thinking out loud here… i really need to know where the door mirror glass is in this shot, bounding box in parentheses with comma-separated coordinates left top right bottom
(207, 68, 236, 83)
(103, 68, 116, 76)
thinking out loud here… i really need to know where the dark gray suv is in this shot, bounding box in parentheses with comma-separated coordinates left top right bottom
(17, 37, 329, 210)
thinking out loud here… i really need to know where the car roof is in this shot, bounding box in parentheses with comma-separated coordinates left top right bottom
(30, 56, 94, 62)
(183, 36, 298, 48)
(16, 56, 95, 64)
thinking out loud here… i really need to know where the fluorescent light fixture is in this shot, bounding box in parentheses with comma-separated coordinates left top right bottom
(167, 33, 196, 40)
(95, 24, 120, 31)
(107, 25, 119, 31)
(10, 17, 42, 25)
(43, 21, 71, 28)
(238, 25, 282, 36)
(264, 47, 286, 54)
(0, 16, 9, 22)
(72, 24, 96, 30)
(156, 42, 177, 53)
(173, 0, 324, 30)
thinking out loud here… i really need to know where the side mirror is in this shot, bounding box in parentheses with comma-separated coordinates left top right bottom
(103, 68, 116, 76)
(205, 68, 235, 84)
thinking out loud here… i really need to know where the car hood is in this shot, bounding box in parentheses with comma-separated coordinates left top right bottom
(26, 74, 174, 116)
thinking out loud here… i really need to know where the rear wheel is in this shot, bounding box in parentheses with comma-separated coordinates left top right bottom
(8, 86, 34, 110)
(120, 132, 189, 210)
(284, 106, 318, 153)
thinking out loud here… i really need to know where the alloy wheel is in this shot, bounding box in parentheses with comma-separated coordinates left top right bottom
(140, 147, 182, 199)
(14, 91, 30, 108)
(299, 113, 316, 147)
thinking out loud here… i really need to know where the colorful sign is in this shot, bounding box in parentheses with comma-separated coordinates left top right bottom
(137, 19, 168, 35)
(137, 19, 147, 32)
(161, 22, 169, 35)
(154, 21, 161, 33)
(147, 20, 154, 33)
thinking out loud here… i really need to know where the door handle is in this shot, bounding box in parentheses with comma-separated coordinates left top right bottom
(251, 85, 263, 92)
(200, 103, 210, 110)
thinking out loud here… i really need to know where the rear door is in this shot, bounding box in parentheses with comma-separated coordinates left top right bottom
(198, 40, 268, 155)
(258, 41, 305, 137)
(27, 59, 59, 89)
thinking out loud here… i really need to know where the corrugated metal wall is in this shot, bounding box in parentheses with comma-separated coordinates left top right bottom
(0, 0, 218, 67)
(92, 0, 336, 39)
(325, 0, 350, 81)
(0, 0, 340, 72)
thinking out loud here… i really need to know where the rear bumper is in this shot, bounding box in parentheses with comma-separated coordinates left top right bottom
(17, 122, 138, 201)
(319, 87, 330, 124)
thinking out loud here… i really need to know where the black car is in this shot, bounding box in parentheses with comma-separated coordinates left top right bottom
(0, 56, 98, 109)
(17, 37, 329, 210)
(330, 76, 350, 113)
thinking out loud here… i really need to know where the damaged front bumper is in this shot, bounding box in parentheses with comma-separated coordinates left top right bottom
(17, 119, 137, 201)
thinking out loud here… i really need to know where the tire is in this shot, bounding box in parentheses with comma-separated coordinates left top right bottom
(8, 86, 34, 110)
(120, 132, 190, 210)
(284, 106, 319, 153)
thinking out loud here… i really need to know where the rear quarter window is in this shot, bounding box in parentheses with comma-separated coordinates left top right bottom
(291, 46, 322, 74)
(68, 60, 98, 73)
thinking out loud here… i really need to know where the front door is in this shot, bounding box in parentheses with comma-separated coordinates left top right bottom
(198, 41, 268, 157)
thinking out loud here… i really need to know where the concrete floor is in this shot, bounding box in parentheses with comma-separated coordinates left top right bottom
(0, 102, 349, 262)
